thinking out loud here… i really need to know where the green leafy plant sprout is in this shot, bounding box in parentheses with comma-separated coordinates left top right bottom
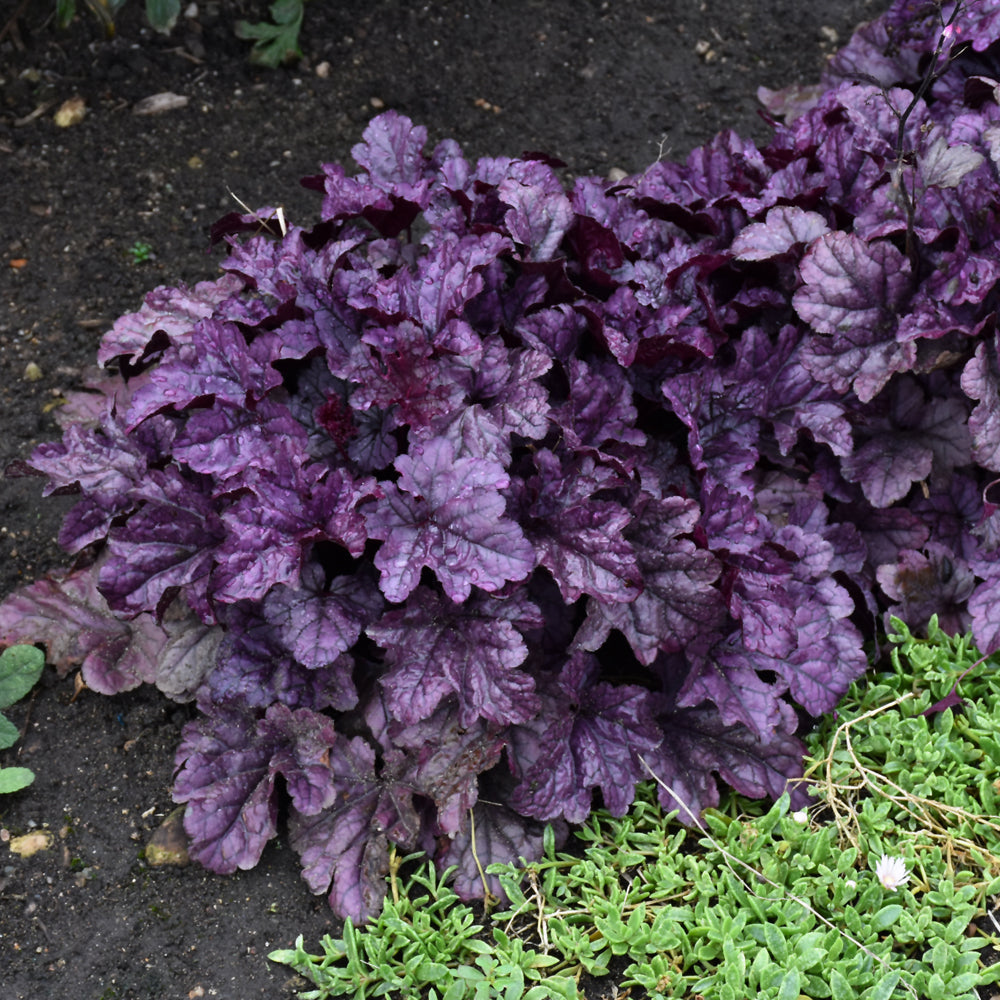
(272, 621, 1000, 999)
(235, 0, 308, 67)
(0, 644, 45, 794)
(127, 239, 154, 264)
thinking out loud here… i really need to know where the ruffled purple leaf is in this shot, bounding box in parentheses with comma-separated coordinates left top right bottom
(0, 564, 167, 695)
(576, 496, 724, 665)
(369, 586, 540, 727)
(513, 304, 587, 361)
(97, 274, 246, 365)
(213, 467, 377, 604)
(99, 468, 224, 621)
(173, 704, 339, 874)
(841, 380, 972, 507)
(27, 420, 148, 503)
(364, 436, 535, 603)
(644, 696, 807, 821)
(793, 232, 913, 401)
(731, 206, 830, 261)
(962, 335, 1000, 472)
(171, 397, 311, 483)
(508, 653, 662, 824)
(125, 319, 283, 429)
(969, 565, 1000, 655)
(264, 563, 383, 670)
(391, 704, 506, 836)
(514, 450, 640, 605)
(203, 601, 357, 712)
(554, 358, 645, 452)
(498, 159, 575, 261)
(878, 544, 977, 638)
(350, 109, 432, 206)
(154, 611, 224, 701)
(288, 735, 420, 923)
(676, 638, 785, 739)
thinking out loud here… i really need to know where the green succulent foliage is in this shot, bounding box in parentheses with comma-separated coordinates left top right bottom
(235, 0, 307, 67)
(272, 620, 1000, 999)
(0, 645, 45, 794)
(269, 856, 575, 1000)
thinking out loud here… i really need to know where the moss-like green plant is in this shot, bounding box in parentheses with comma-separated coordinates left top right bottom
(271, 620, 1000, 999)
(0, 644, 45, 794)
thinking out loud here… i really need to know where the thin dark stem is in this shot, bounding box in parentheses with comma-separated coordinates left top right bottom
(885, 1, 968, 273)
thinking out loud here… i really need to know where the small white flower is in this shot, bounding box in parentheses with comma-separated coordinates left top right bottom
(844, 879, 857, 889)
(875, 854, 910, 891)
(791, 810, 809, 824)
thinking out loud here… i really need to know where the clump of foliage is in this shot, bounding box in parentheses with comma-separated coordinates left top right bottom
(4, 0, 1000, 921)
(0, 645, 45, 794)
(56, 0, 307, 65)
(271, 620, 1000, 999)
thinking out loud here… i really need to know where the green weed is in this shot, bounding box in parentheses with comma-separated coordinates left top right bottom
(0, 644, 44, 795)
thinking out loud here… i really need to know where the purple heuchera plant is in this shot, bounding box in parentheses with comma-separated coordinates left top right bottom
(4, 0, 1000, 922)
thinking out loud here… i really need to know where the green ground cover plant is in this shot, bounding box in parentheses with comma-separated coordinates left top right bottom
(270, 620, 1000, 999)
(0, 644, 45, 794)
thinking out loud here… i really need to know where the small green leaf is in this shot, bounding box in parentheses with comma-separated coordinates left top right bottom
(0, 713, 19, 750)
(776, 968, 801, 1000)
(925, 972, 948, 1000)
(0, 645, 44, 711)
(235, 0, 305, 67)
(0, 766, 35, 794)
(863, 971, 900, 1000)
(949, 972, 983, 993)
(56, 0, 77, 28)
(830, 968, 853, 1000)
(145, 0, 180, 33)
(870, 904, 903, 932)
(763, 923, 788, 963)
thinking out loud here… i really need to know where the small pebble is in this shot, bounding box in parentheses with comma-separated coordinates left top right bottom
(9, 831, 52, 857)
(53, 96, 86, 128)
(145, 807, 190, 867)
(133, 92, 189, 115)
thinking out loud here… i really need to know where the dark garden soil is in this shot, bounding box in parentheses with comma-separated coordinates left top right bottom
(0, 2, 889, 998)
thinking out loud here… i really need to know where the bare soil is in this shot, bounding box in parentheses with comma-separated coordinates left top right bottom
(0, 2, 886, 998)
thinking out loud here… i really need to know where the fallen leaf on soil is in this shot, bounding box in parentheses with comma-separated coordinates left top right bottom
(53, 97, 87, 127)
(145, 807, 190, 867)
(9, 830, 53, 857)
(132, 92, 189, 115)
